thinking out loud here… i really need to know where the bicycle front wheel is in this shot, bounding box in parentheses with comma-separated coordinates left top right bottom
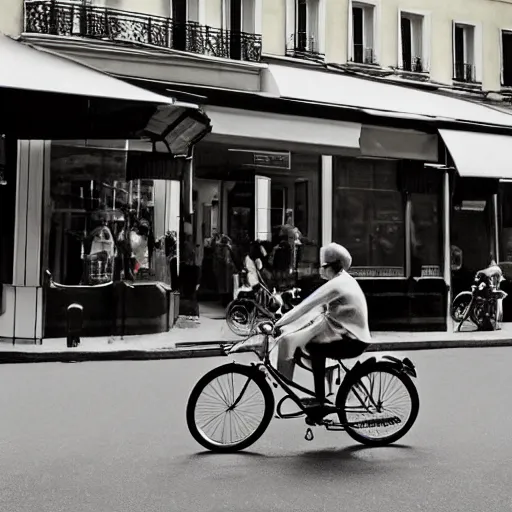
(336, 363, 419, 447)
(186, 363, 275, 452)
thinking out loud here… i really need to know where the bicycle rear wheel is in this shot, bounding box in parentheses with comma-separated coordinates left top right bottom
(186, 363, 275, 452)
(226, 301, 256, 336)
(336, 363, 419, 446)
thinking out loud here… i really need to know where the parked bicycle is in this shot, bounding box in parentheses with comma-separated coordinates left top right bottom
(186, 319, 420, 452)
(226, 269, 301, 336)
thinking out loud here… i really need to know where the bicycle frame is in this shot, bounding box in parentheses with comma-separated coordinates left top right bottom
(231, 334, 380, 421)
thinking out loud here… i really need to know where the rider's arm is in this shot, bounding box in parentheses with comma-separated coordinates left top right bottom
(275, 279, 339, 328)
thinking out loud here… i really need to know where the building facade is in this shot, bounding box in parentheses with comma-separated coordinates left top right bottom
(3, 0, 512, 343)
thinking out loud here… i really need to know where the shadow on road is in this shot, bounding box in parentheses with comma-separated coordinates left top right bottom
(297, 443, 414, 461)
(190, 450, 268, 459)
(185, 444, 419, 478)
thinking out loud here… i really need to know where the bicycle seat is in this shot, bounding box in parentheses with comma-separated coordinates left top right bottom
(295, 339, 369, 365)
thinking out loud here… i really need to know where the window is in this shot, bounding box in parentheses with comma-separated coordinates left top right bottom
(453, 23, 476, 83)
(410, 193, 442, 278)
(286, 0, 322, 57)
(351, 2, 376, 65)
(188, 0, 200, 22)
(46, 141, 180, 287)
(400, 12, 426, 73)
(502, 30, 512, 86)
(333, 159, 404, 277)
(0, 136, 16, 284)
(224, 0, 257, 32)
(170, 0, 200, 22)
(332, 158, 444, 279)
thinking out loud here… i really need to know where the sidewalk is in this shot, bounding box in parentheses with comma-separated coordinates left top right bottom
(1, 316, 512, 364)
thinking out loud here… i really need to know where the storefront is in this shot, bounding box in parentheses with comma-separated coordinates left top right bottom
(42, 141, 192, 338)
(184, 142, 322, 316)
(0, 34, 210, 343)
(186, 64, 512, 332)
(202, 101, 449, 330)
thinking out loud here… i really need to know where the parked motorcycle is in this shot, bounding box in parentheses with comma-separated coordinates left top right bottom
(226, 270, 301, 336)
(452, 263, 507, 331)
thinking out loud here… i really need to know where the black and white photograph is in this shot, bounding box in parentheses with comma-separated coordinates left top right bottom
(1, 0, 512, 510)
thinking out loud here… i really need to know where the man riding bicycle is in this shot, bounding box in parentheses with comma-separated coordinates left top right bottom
(273, 243, 372, 416)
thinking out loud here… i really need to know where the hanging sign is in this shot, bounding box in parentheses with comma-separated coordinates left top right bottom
(253, 151, 291, 169)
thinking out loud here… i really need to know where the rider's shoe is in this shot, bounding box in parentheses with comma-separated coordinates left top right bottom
(300, 397, 337, 422)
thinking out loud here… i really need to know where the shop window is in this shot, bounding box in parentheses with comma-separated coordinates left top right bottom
(333, 159, 405, 277)
(351, 2, 376, 64)
(501, 183, 512, 261)
(46, 142, 180, 288)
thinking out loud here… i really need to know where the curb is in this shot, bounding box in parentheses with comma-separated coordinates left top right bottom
(0, 347, 225, 364)
(0, 337, 512, 364)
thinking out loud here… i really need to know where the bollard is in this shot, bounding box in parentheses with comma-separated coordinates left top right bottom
(66, 303, 83, 348)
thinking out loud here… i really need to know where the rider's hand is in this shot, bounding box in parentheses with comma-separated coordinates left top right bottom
(273, 326, 282, 338)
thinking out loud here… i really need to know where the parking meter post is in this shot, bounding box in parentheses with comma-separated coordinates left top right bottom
(66, 303, 83, 348)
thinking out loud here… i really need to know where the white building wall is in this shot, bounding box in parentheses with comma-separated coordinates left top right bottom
(0, 0, 23, 36)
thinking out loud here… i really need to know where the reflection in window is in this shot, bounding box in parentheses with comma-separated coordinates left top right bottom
(47, 143, 179, 287)
(333, 158, 405, 277)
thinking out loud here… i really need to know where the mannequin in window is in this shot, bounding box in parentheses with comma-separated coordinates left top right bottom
(81, 211, 115, 285)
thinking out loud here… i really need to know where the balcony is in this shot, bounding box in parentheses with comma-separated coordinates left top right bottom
(286, 31, 324, 61)
(24, 0, 262, 62)
(454, 62, 476, 83)
(352, 44, 376, 65)
(402, 56, 427, 74)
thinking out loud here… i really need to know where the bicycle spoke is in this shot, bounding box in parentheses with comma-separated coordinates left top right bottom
(343, 370, 413, 440)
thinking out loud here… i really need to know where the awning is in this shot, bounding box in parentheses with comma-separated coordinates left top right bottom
(439, 129, 512, 179)
(203, 106, 361, 155)
(263, 64, 512, 128)
(0, 34, 211, 155)
(360, 125, 438, 161)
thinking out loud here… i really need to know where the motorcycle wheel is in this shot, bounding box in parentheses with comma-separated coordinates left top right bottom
(471, 301, 496, 331)
(451, 294, 472, 322)
(225, 300, 256, 337)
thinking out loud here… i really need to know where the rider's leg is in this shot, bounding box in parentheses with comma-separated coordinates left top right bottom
(276, 314, 326, 381)
(307, 343, 327, 403)
(307, 338, 371, 404)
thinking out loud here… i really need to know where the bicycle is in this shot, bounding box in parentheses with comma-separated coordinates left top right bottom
(186, 320, 420, 452)
(226, 282, 301, 337)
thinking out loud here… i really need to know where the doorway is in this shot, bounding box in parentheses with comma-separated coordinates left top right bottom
(451, 190, 495, 298)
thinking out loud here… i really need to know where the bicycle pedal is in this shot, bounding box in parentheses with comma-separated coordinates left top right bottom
(305, 428, 314, 441)
(324, 421, 345, 431)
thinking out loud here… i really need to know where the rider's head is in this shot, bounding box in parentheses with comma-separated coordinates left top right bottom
(320, 243, 352, 280)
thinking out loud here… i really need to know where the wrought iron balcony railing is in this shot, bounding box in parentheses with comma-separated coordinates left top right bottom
(352, 44, 376, 65)
(402, 56, 426, 73)
(286, 31, 324, 60)
(24, 0, 262, 62)
(454, 62, 476, 83)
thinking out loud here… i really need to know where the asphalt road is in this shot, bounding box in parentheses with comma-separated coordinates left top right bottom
(0, 348, 511, 512)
